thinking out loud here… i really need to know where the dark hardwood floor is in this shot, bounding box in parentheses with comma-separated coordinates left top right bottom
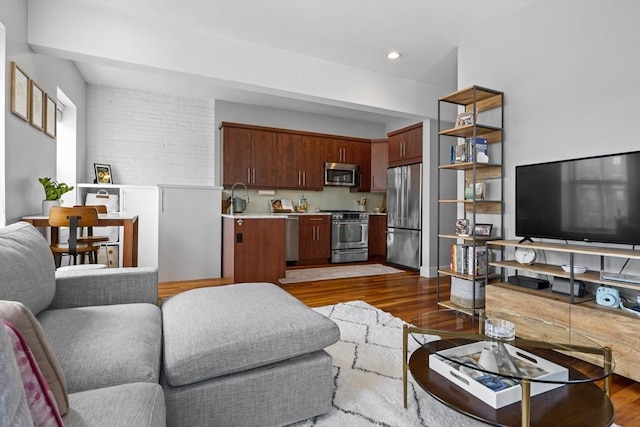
(158, 265, 640, 426)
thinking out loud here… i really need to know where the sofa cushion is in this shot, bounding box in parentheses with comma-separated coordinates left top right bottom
(0, 319, 33, 427)
(0, 301, 69, 415)
(37, 303, 162, 393)
(2, 320, 64, 427)
(64, 383, 165, 427)
(162, 283, 340, 387)
(0, 222, 56, 315)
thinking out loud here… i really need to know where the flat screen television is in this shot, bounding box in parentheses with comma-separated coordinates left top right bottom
(515, 151, 640, 245)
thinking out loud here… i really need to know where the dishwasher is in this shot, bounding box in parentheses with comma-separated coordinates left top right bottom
(285, 216, 299, 262)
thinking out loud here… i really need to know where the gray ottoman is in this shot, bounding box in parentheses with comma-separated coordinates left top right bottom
(161, 283, 340, 427)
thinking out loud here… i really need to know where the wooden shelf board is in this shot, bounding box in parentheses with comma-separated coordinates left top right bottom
(439, 124, 502, 142)
(439, 233, 502, 242)
(491, 259, 640, 291)
(439, 162, 502, 171)
(437, 300, 481, 315)
(438, 269, 501, 282)
(439, 85, 503, 107)
(489, 281, 596, 304)
(488, 240, 640, 260)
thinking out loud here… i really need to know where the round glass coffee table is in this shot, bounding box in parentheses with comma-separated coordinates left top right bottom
(402, 309, 615, 427)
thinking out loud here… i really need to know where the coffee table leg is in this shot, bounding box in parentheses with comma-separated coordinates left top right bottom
(604, 346, 612, 397)
(521, 379, 531, 427)
(403, 324, 409, 409)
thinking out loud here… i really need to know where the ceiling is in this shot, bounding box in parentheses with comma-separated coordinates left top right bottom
(40, 0, 535, 123)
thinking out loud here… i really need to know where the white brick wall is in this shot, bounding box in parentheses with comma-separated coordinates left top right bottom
(87, 85, 216, 185)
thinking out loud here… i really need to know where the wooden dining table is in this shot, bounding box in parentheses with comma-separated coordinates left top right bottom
(22, 213, 139, 267)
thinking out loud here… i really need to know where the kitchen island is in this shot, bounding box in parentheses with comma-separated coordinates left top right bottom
(222, 214, 290, 284)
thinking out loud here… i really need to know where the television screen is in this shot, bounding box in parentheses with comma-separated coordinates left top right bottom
(516, 151, 640, 245)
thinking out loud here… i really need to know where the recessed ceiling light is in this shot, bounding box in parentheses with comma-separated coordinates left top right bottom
(387, 51, 400, 60)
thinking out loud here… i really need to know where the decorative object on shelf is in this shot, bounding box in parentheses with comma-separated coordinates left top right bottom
(596, 286, 620, 307)
(455, 219, 469, 236)
(29, 80, 45, 131)
(455, 110, 477, 127)
(10, 62, 30, 121)
(38, 177, 74, 215)
(94, 163, 113, 184)
(464, 181, 485, 200)
(514, 247, 536, 265)
(45, 95, 57, 139)
(474, 223, 493, 237)
(450, 277, 485, 308)
(560, 264, 587, 274)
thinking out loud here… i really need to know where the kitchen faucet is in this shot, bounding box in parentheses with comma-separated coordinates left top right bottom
(229, 182, 249, 214)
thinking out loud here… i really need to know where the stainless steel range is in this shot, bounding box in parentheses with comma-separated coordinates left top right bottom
(325, 211, 369, 263)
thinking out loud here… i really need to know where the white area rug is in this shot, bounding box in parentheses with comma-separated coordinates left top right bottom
(279, 264, 404, 284)
(291, 301, 488, 427)
(293, 301, 622, 427)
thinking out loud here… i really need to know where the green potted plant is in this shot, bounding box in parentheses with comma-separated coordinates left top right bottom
(39, 177, 74, 215)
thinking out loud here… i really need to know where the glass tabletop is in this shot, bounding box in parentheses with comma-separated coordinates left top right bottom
(409, 309, 614, 385)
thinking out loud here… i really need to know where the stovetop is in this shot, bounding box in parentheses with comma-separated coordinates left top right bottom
(320, 210, 369, 220)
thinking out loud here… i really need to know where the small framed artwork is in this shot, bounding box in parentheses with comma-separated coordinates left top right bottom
(45, 95, 57, 139)
(474, 223, 493, 237)
(94, 163, 113, 184)
(10, 62, 30, 122)
(29, 80, 45, 130)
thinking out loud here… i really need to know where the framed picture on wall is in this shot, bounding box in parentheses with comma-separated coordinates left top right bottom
(45, 95, 57, 139)
(29, 80, 45, 131)
(94, 163, 113, 184)
(10, 62, 30, 122)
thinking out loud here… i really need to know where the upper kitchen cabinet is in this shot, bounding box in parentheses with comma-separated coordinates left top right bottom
(387, 122, 423, 166)
(352, 140, 371, 193)
(370, 138, 388, 193)
(323, 137, 360, 165)
(221, 123, 277, 187)
(324, 137, 372, 192)
(276, 133, 323, 190)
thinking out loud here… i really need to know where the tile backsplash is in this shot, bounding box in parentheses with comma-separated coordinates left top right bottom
(222, 186, 385, 214)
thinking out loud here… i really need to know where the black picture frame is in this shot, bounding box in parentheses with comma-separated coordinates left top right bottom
(94, 163, 113, 184)
(474, 223, 493, 237)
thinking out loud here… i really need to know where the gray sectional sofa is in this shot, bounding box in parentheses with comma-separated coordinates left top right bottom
(0, 221, 165, 426)
(0, 221, 339, 426)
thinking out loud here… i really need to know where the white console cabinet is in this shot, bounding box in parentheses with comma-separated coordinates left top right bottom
(77, 184, 221, 282)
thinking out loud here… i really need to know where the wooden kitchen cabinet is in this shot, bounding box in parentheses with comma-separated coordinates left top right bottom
(298, 215, 330, 263)
(388, 122, 423, 166)
(368, 214, 387, 258)
(276, 133, 323, 190)
(221, 124, 277, 187)
(370, 138, 388, 192)
(323, 137, 360, 164)
(222, 216, 286, 284)
(352, 140, 371, 193)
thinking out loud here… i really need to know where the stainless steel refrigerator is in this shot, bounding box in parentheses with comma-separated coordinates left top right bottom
(386, 163, 422, 270)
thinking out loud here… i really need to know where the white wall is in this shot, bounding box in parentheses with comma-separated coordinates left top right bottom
(458, 0, 640, 243)
(87, 85, 216, 186)
(457, 0, 640, 278)
(1, 0, 87, 224)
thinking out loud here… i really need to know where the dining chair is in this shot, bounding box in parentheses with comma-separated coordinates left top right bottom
(48, 206, 102, 267)
(75, 204, 112, 267)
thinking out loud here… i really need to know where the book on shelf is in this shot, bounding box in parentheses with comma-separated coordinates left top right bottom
(449, 137, 489, 164)
(450, 244, 490, 275)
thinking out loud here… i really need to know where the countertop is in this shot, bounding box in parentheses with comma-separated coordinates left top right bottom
(222, 212, 386, 219)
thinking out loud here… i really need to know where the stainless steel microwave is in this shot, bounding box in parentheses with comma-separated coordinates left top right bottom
(324, 162, 359, 187)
